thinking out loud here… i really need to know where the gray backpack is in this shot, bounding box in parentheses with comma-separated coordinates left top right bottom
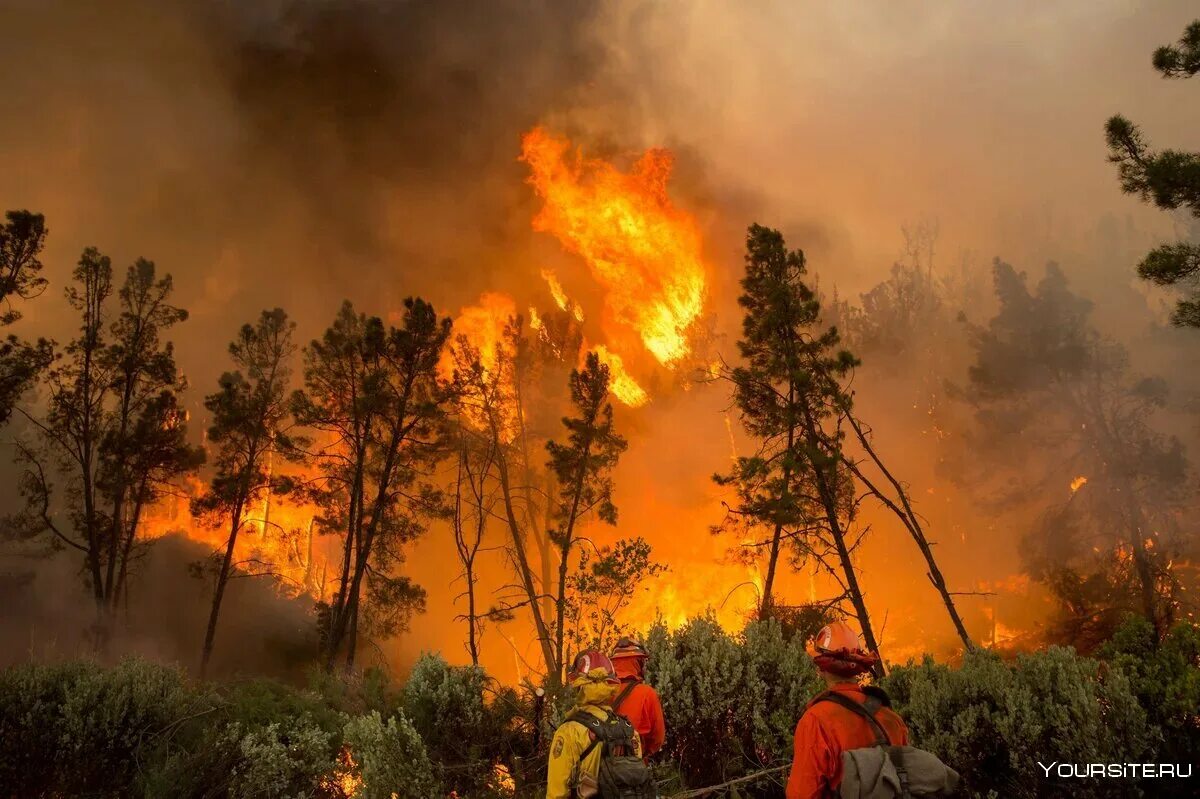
(568, 709, 655, 799)
(812, 690, 959, 798)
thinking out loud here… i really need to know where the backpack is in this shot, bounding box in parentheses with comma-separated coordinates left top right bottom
(811, 689, 960, 798)
(567, 708, 655, 799)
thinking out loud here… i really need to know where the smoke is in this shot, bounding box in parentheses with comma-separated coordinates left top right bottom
(1, 0, 1198, 678)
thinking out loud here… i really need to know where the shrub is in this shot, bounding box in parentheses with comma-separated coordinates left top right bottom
(0, 658, 198, 797)
(645, 615, 821, 790)
(341, 710, 437, 799)
(883, 647, 1158, 798)
(402, 652, 532, 797)
(217, 715, 337, 799)
(1098, 616, 1200, 795)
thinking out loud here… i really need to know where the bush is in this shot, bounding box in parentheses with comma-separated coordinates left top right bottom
(1098, 616, 1200, 796)
(342, 710, 437, 799)
(0, 658, 198, 797)
(402, 652, 532, 797)
(216, 715, 337, 799)
(645, 615, 822, 790)
(883, 647, 1158, 798)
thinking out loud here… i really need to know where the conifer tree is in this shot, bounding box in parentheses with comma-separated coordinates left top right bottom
(717, 224, 882, 667)
(1106, 19, 1200, 326)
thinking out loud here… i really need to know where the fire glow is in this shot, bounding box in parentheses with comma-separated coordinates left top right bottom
(520, 126, 707, 368)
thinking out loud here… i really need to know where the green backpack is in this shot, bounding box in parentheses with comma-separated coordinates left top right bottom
(568, 709, 655, 799)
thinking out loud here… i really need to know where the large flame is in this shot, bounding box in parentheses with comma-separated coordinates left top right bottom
(520, 127, 706, 368)
(592, 345, 649, 408)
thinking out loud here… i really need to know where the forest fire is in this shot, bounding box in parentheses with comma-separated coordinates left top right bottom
(5, 5, 1200, 798)
(520, 127, 707, 368)
(319, 746, 364, 798)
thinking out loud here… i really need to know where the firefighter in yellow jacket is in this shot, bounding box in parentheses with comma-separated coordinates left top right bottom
(546, 650, 645, 799)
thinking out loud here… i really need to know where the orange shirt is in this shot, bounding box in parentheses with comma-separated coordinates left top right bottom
(785, 684, 909, 799)
(611, 678, 666, 757)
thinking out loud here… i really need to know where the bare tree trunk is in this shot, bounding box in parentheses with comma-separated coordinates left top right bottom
(201, 501, 244, 677)
(844, 413, 975, 651)
(495, 446, 559, 681)
(803, 413, 883, 675)
(759, 411, 797, 620)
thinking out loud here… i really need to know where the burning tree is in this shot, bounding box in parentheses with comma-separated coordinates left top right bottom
(446, 301, 648, 683)
(13, 249, 201, 646)
(291, 299, 449, 673)
(956, 260, 1194, 645)
(193, 308, 298, 675)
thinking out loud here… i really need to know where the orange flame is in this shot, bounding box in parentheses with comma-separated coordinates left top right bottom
(439, 292, 517, 382)
(1070, 475, 1088, 493)
(521, 127, 706, 367)
(319, 745, 364, 798)
(592, 345, 649, 408)
(542, 268, 584, 322)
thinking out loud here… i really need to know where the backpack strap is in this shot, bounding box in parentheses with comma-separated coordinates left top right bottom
(813, 690, 893, 747)
(886, 746, 912, 797)
(611, 680, 638, 714)
(568, 711, 606, 762)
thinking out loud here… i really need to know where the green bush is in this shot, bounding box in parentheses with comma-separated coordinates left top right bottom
(401, 652, 533, 797)
(342, 710, 437, 799)
(1098, 616, 1200, 796)
(645, 615, 822, 790)
(0, 658, 199, 797)
(883, 647, 1158, 798)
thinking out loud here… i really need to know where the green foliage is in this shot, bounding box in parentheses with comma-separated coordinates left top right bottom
(644, 616, 822, 789)
(1106, 18, 1200, 326)
(0, 659, 199, 797)
(342, 710, 437, 799)
(215, 716, 336, 799)
(1098, 615, 1200, 786)
(883, 647, 1158, 798)
(402, 652, 532, 797)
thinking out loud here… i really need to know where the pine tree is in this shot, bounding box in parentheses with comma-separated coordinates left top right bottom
(0, 210, 53, 425)
(15, 250, 199, 645)
(546, 351, 628, 676)
(717, 224, 882, 666)
(1106, 19, 1200, 326)
(194, 309, 297, 675)
(291, 299, 449, 673)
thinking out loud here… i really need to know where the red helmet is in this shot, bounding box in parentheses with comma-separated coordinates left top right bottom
(610, 637, 649, 661)
(568, 650, 618, 685)
(809, 621, 878, 677)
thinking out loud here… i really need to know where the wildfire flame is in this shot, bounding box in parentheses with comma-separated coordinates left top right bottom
(1070, 475, 1088, 493)
(592, 345, 649, 408)
(319, 746, 364, 798)
(542, 267, 584, 322)
(520, 126, 706, 368)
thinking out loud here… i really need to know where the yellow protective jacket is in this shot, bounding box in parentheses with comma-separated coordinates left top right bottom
(546, 691, 643, 799)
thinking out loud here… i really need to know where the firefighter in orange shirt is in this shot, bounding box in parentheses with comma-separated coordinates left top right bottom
(607, 638, 666, 758)
(786, 621, 909, 799)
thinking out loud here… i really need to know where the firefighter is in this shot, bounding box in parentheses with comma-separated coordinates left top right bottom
(546, 650, 645, 799)
(608, 637, 666, 758)
(786, 621, 909, 799)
